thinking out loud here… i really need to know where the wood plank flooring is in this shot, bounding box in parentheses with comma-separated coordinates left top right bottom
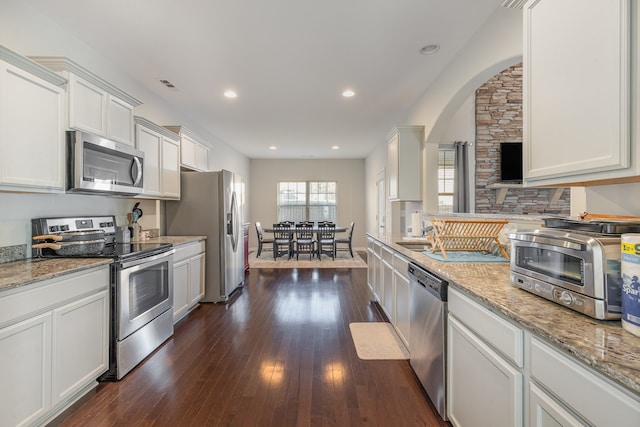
(51, 267, 449, 427)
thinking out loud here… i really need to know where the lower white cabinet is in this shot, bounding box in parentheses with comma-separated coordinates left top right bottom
(0, 265, 109, 427)
(447, 286, 640, 427)
(447, 315, 523, 427)
(381, 250, 394, 322)
(529, 336, 640, 427)
(172, 240, 206, 324)
(393, 254, 411, 348)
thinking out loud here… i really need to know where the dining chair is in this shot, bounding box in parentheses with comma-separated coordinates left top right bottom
(272, 223, 293, 259)
(316, 223, 336, 260)
(255, 222, 274, 257)
(294, 223, 316, 260)
(335, 221, 355, 257)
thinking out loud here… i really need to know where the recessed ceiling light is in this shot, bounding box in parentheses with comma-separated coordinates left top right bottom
(419, 44, 440, 55)
(331, 145, 340, 150)
(269, 146, 277, 150)
(342, 89, 355, 98)
(224, 90, 238, 98)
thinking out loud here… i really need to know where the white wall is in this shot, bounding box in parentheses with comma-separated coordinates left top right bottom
(365, 7, 523, 234)
(249, 159, 366, 250)
(0, 0, 249, 251)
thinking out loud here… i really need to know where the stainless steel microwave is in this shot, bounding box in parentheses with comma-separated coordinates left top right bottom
(67, 130, 144, 196)
(509, 228, 622, 320)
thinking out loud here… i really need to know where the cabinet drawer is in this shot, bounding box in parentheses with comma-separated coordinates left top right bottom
(530, 336, 640, 427)
(392, 253, 409, 278)
(173, 240, 205, 262)
(381, 246, 394, 264)
(0, 266, 109, 329)
(448, 287, 523, 367)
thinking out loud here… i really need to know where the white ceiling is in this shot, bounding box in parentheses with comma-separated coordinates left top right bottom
(26, 0, 505, 159)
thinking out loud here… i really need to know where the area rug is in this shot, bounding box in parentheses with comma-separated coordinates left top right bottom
(422, 250, 509, 263)
(349, 322, 409, 360)
(249, 250, 367, 269)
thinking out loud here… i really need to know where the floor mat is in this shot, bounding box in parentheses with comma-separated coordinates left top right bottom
(349, 322, 409, 360)
(249, 250, 367, 269)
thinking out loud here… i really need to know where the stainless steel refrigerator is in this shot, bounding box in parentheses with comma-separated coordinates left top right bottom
(165, 170, 245, 302)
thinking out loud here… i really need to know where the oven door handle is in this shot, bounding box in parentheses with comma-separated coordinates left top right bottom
(119, 249, 174, 270)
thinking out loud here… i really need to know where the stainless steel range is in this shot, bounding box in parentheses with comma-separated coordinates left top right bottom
(32, 215, 174, 380)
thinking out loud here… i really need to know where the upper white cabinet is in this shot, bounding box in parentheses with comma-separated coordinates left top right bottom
(523, 0, 637, 186)
(30, 56, 142, 146)
(387, 126, 423, 200)
(0, 46, 66, 193)
(164, 126, 210, 171)
(134, 116, 181, 199)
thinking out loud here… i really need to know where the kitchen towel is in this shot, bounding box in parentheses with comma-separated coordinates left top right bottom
(411, 212, 423, 237)
(621, 234, 640, 337)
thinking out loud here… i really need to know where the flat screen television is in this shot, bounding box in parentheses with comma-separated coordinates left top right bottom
(500, 142, 523, 182)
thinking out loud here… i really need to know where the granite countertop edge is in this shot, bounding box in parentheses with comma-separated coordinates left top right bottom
(131, 235, 207, 246)
(0, 258, 113, 293)
(368, 233, 640, 396)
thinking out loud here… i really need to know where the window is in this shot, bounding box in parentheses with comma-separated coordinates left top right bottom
(438, 149, 455, 213)
(278, 181, 337, 222)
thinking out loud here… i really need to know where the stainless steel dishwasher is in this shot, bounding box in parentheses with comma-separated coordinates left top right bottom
(408, 262, 448, 421)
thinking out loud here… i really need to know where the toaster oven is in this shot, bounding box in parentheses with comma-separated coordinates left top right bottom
(509, 228, 622, 320)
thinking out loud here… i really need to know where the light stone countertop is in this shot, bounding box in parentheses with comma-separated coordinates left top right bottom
(132, 235, 207, 246)
(0, 258, 113, 293)
(369, 233, 640, 397)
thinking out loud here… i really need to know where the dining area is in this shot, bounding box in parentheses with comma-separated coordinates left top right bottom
(255, 221, 355, 261)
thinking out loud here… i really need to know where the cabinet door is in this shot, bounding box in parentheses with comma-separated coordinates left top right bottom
(0, 313, 52, 427)
(136, 125, 162, 197)
(394, 269, 410, 347)
(173, 258, 190, 324)
(196, 144, 209, 171)
(51, 290, 109, 405)
(381, 259, 394, 322)
(367, 248, 375, 295)
(107, 96, 134, 145)
(180, 135, 197, 169)
(189, 253, 206, 306)
(68, 74, 107, 136)
(523, 0, 631, 185)
(448, 315, 523, 427)
(0, 62, 65, 190)
(162, 137, 181, 199)
(373, 252, 381, 302)
(529, 383, 584, 427)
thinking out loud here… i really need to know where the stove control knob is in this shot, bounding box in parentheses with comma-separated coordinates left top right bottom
(60, 225, 69, 231)
(49, 225, 59, 232)
(558, 290, 574, 306)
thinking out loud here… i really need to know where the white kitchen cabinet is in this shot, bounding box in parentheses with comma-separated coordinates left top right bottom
(52, 290, 109, 406)
(448, 315, 523, 427)
(370, 239, 382, 303)
(135, 116, 181, 199)
(387, 126, 423, 201)
(164, 126, 210, 171)
(172, 240, 206, 324)
(393, 254, 411, 347)
(366, 238, 376, 296)
(381, 246, 395, 321)
(529, 383, 585, 427)
(0, 312, 52, 427)
(30, 56, 141, 146)
(447, 287, 524, 427)
(0, 46, 66, 193)
(0, 264, 109, 427)
(529, 335, 640, 427)
(523, 0, 639, 186)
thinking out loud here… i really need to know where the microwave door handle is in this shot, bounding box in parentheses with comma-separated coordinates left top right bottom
(131, 157, 143, 186)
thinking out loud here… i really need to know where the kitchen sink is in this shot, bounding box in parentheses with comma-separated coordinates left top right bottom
(395, 241, 429, 252)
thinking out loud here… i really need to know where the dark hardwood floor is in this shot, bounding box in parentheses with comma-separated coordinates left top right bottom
(51, 267, 449, 426)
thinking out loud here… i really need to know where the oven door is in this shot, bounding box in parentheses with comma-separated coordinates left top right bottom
(117, 250, 173, 340)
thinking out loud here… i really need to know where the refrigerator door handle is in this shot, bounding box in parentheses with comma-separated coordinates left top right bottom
(228, 192, 239, 251)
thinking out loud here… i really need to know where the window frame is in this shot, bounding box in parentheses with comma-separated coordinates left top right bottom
(277, 181, 337, 223)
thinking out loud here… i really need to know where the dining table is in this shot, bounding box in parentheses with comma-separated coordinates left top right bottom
(263, 225, 348, 234)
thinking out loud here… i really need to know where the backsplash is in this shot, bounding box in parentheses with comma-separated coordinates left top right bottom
(0, 244, 27, 263)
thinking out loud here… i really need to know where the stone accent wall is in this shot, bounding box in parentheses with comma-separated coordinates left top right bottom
(474, 63, 570, 215)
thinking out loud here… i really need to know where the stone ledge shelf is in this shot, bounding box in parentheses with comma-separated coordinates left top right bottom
(487, 183, 565, 204)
